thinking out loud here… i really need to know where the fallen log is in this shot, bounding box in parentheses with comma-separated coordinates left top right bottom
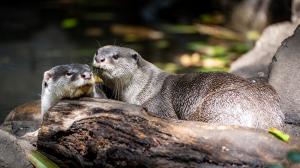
(37, 98, 300, 168)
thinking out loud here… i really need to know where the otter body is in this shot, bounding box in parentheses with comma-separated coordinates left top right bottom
(93, 46, 284, 129)
(144, 73, 282, 128)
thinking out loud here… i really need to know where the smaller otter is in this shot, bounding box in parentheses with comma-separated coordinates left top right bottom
(41, 64, 106, 116)
(93, 45, 284, 129)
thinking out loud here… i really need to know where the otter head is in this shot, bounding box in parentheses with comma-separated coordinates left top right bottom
(92, 45, 141, 82)
(41, 64, 94, 115)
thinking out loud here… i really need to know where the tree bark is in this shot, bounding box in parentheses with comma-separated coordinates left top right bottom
(37, 98, 300, 168)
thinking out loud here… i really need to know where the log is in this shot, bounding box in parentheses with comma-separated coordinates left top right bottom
(37, 98, 300, 168)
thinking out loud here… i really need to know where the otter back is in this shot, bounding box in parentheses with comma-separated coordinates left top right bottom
(143, 72, 284, 129)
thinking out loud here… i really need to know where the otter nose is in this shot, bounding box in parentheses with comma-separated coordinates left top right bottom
(81, 72, 91, 80)
(95, 56, 105, 63)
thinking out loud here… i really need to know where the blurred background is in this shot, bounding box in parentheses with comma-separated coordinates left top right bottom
(0, 0, 293, 122)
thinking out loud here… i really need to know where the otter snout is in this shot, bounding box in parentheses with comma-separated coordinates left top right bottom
(81, 72, 92, 80)
(95, 57, 105, 63)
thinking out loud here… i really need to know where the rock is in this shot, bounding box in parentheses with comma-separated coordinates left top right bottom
(268, 25, 300, 126)
(292, 0, 300, 22)
(0, 129, 34, 168)
(1, 100, 41, 138)
(228, 0, 271, 32)
(230, 22, 297, 79)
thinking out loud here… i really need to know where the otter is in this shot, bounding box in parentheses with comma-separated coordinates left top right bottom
(41, 64, 106, 116)
(92, 45, 284, 129)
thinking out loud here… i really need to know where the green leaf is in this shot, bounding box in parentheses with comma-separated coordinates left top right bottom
(61, 18, 78, 29)
(268, 128, 290, 142)
(27, 150, 59, 168)
(231, 43, 251, 54)
(287, 150, 300, 163)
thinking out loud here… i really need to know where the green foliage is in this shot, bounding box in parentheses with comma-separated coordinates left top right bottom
(154, 40, 170, 49)
(61, 18, 78, 29)
(199, 67, 229, 72)
(187, 42, 227, 57)
(155, 63, 179, 73)
(230, 43, 251, 54)
(27, 150, 59, 168)
(162, 24, 197, 34)
(199, 14, 224, 24)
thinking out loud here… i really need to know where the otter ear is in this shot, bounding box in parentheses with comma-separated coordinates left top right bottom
(132, 53, 138, 61)
(43, 71, 53, 81)
(84, 64, 91, 69)
(132, 53, 142, 66)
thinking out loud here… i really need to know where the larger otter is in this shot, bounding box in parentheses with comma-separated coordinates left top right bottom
(92, 45, 284, 129)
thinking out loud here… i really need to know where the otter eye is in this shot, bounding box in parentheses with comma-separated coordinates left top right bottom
(112, 54, 119, 60)
(44, 82, 48, 88)
(66, 72, 73, 76)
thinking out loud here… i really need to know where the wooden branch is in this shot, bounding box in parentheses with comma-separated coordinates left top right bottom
(37, 98, 300, 167)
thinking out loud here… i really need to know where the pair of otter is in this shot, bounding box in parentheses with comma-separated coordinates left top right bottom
(42, 45, 284, 129)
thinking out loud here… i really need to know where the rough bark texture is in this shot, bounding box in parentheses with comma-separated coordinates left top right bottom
(37, 98, 300, 168)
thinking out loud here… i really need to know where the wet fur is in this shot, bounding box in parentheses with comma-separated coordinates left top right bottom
(93, 46, 284, 129)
